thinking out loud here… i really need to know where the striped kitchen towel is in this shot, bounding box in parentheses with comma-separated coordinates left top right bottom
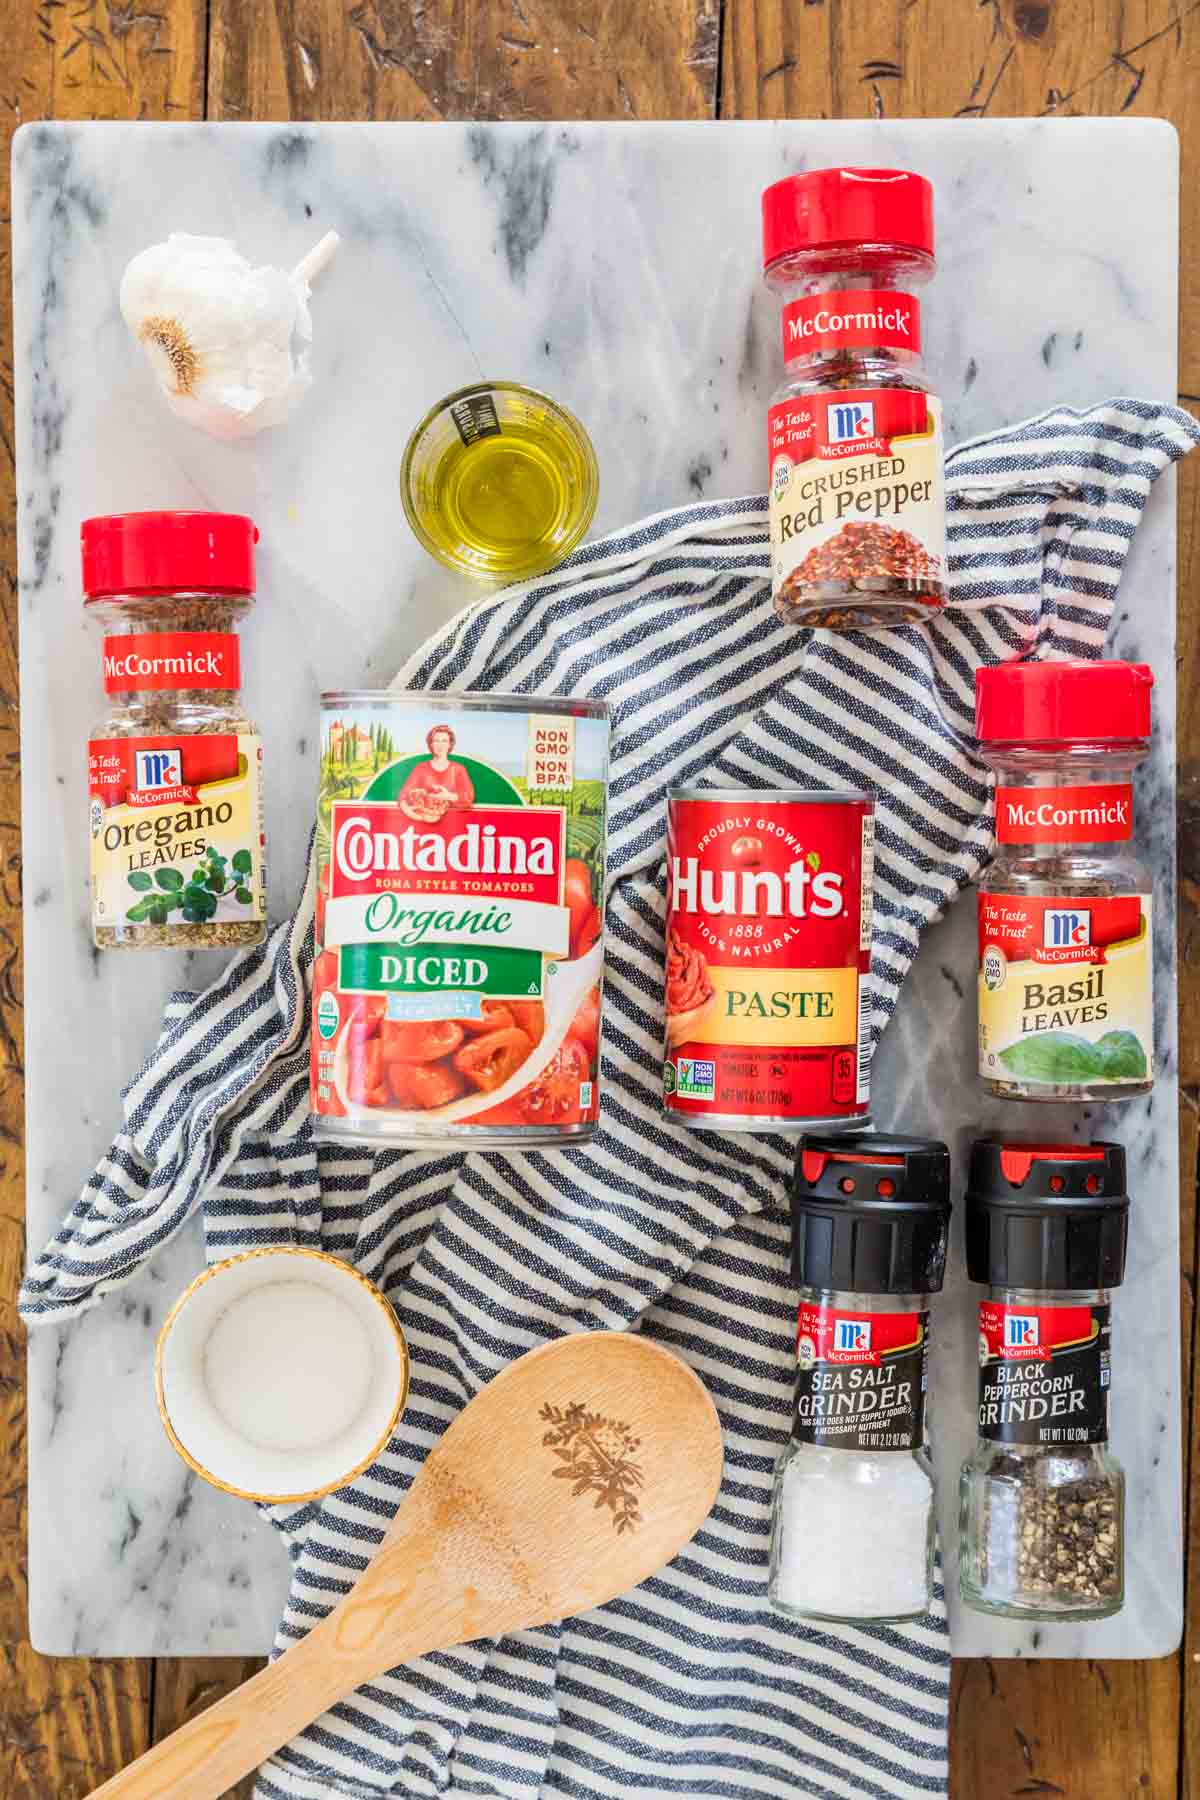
(22, 399, 1199, 1800)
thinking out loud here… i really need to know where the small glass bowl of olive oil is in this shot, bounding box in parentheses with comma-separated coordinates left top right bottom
(401, 381, 599, 584)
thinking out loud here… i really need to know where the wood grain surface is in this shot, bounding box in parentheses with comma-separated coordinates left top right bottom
(0, 2, 1196, 1796)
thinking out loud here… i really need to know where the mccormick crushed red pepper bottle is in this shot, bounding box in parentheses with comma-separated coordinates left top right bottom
(762, 166, 948, 629)
(959, 1140, 1127, 1621)
(975, 660, 1154, 1100)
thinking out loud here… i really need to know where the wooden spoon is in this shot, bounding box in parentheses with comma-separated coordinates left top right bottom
(89, 1330, 723, 1799)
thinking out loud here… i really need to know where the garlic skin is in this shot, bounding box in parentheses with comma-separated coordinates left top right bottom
(119, 231, 338, 441)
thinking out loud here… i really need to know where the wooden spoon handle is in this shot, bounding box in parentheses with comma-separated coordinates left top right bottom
(87, 1632, 351, 1800)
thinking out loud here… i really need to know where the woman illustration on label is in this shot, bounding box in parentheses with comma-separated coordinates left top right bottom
(398, 725, 476, 822)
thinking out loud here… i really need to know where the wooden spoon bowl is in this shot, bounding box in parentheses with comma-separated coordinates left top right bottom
(90, 1330, 724, 1799)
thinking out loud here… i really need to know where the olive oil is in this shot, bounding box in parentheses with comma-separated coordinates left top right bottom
(402, 382, 598, 583)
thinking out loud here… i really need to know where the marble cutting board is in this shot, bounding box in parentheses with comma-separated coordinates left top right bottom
(13, 117, 1182, 1660)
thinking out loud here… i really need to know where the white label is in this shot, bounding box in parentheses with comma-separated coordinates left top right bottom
(527, 714, 575, 792)
(323, 892, 570, 956)
(859, 813, 875, 953)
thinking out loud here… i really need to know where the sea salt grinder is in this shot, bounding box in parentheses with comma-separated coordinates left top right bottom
(769, 1134, 951, 1624)
(959, 1140, 1128, 1621)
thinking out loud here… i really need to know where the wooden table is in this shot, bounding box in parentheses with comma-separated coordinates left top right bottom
(1, 3, 1196, 1795)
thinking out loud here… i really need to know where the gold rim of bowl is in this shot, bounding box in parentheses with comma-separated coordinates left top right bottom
(400, 379, 600, 582)
(154, 1246, 410, 1505)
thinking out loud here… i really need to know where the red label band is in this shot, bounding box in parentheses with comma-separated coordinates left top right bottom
(979, 1301, 1096, 1363)
(103, 632, 241, 693)
(328, 801, 564, 905)
(88, 734, 244, 808)
(978, 892, 1143, 965)
(794, 1302, 928, 1451)
(994, 783, 1133, 845)
(662, 795, 872, 1122)
(782, 291, 921, 361)
(768, 387, 931, 467)
(797, 1302, 923, 1363)
(977, 1300, 1110, 1446)
(665, 796, 869, 971)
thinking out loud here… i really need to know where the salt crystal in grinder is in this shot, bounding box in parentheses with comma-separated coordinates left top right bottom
(959, 1140, 1128, 1620)
(769, 1134, 951, 1624)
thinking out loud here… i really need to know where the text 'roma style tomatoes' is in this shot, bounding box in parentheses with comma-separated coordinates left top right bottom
(380, 1018, 465, 1064)
(455, 1026, 533, 1093)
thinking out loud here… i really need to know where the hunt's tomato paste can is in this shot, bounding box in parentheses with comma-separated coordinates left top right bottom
(311, 692, 608, 1148)
(663, 788, 875, 1132)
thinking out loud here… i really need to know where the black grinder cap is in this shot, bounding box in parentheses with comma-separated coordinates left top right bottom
(790, 1133, 952, 1295)
(965, 1141, 1129, 1291)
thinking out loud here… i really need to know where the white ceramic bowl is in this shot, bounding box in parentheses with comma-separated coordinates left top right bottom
(156, 1247, 409, 1503)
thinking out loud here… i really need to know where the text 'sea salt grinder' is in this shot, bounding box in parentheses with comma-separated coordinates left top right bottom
(959, 1141, 1128, 1621)
(769, 1134, 951, 1623)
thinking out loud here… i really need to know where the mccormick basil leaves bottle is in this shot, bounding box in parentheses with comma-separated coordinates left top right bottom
(959, 1140, 1128, 1621)
(975, 659, 1155, 1101)
(769, 1134, 951, 1624)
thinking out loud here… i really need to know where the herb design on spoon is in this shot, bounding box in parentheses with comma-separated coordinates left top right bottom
(539, 1400, 644, 1533)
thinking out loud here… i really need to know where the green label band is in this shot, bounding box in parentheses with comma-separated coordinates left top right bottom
(338, 941, 544, 998)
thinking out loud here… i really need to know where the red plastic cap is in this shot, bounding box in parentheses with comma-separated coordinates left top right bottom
(975, 659, 1153, 745)
(81, 512, 259, 600)
(762, 167, 934, 271)
(998, 1145, 1106, 1186)
(800, 1149, 905, 1182)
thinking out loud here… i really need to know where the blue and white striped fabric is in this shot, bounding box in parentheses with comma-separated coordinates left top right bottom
(23, 399, 1198, 1799)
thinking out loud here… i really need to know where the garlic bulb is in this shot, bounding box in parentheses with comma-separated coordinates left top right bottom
(120, 231, 339, 440)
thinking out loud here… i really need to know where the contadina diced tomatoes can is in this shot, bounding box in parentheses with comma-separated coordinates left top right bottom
(311, 692, 608, 1147)
(662, 788, 875, 1131)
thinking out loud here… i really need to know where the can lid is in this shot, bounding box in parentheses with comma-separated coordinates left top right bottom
(790, 1132, 951, 1295)
(82, 511, 259, 601)
(965, 1140, 1129, 1290)
(762, 167, 934, 272)
(975, 659, 1153, 746)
